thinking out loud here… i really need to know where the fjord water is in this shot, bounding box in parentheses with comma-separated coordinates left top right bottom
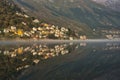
(0, 41, 120, 80)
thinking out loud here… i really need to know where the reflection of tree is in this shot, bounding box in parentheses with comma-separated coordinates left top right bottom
(0, 43, 77, 80)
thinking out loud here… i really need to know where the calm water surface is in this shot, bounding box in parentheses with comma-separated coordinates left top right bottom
(0, 41, 120, 80)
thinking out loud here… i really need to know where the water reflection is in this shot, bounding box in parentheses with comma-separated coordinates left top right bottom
(0, 42, 120, 80)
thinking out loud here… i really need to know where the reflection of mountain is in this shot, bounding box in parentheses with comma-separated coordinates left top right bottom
(14, 0, 120, 37)
(0, 42, 120, 80)
(0, 43, 77, 80)
(18, 42, 120, 80)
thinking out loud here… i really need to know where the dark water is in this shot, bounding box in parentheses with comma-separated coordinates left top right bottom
(0, 41, 120, 80)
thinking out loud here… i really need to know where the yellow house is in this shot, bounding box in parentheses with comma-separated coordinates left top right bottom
(17, 29, 23, 37)
(41, 23, 49, 27)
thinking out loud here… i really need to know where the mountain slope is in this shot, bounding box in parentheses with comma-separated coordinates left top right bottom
(14, 0, 120, 30)
(92, 0, 120, 12)
(13, 0, 120, 39)
(0, 0, 79, 39)
(13, 0, 100, 37)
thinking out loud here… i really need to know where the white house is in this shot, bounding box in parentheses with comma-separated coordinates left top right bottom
(33, 19, 39, 23)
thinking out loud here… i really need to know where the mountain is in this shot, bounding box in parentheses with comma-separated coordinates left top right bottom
(13, 0, 120, 37)
(92, 0, 120, 12)
(13, 0, 94, 37)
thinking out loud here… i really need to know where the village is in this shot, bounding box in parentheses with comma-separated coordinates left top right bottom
(0, 12, 87, 40)
(101, 29, 120, 39)
(1, 11, 120, 40)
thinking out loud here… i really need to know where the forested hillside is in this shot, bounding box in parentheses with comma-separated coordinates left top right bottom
(0, 0, 79, 40)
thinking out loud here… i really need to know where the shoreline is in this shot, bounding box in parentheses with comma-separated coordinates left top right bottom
(0, 39, 120, 43)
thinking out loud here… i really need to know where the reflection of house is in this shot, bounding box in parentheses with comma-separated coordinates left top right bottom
(113, 35, 120, 39)
(33, 59, 40, 64)
(2, 43, 74, 72)
(17, 47, 23, 54)
(80, 43, 87, 47)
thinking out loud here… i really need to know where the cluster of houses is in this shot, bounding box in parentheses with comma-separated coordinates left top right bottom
(0, 24, 72, 39)
(1, 43, 71, 71)
(0, 11, 88, 40)
(29, 23, 71, 39)
(16, 12, 29, 18)
(101, 29, 120, 39)
(0, 24, 88, 40)
(15, 12, 74, 39)
(0, 12, 76, 39)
